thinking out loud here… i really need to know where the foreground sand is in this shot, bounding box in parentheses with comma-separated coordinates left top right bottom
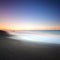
(0, 37, 60, 60)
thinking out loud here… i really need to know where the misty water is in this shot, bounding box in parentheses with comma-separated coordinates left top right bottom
(8, 30, 60, 44)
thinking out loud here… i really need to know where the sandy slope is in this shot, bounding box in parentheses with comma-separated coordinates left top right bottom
(0, 37, 60, 60)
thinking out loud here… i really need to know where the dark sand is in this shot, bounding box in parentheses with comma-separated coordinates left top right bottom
(0, 37, 60, 60)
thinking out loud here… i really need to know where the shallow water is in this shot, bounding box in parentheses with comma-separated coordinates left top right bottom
(8, 30, 60, 44)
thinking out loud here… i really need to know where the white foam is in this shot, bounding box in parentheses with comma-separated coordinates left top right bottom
(8, 32, 60, 44)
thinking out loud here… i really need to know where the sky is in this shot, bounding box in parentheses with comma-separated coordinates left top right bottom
(0, 0, 60, 30)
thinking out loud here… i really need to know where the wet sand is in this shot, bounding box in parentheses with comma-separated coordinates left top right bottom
(0, 37, 60, 60)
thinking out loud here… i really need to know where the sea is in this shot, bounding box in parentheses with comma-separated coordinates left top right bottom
(15, 30, 60, 35)
(8, 30, 60, 44)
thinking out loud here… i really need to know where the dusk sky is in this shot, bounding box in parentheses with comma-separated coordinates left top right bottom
(0, 0, 60, 30)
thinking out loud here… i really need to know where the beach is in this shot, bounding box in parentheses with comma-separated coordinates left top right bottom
(0, 38, 60, 60)
(0, 30, 60, 60)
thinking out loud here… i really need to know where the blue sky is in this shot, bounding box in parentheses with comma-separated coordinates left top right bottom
(0, 0, 60, 30)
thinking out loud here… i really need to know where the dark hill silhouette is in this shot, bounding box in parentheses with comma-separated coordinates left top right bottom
(0, 30, 10, 38)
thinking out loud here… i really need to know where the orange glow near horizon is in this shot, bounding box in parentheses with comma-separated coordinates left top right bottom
(0, 24, 60, 30)
(0, 15, 60, 30)
(0, 16, 60, 30)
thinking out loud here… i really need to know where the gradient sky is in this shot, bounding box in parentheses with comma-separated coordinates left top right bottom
(0, 0, 60, 30)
